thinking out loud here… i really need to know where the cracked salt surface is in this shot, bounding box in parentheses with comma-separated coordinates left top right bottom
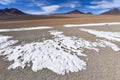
(0, 35, 18, 50)
(64, 22, 120, 27)
(80, 28, 120, 51)
(80, 28, 120, 42)
(0, 30, 120, 75)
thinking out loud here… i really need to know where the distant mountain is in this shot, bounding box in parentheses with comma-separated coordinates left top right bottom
(66, 10, 84, 14)
(0, 9, 5, 14)
(0, 8, 26, 15)
(101, 8, 120, 15)
(86, 12, 93, 15)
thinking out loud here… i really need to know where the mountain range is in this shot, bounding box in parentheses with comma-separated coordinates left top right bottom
(66, 10, 93, 15)
(0, 8, 120, 15)
(0, 8, 26, 15)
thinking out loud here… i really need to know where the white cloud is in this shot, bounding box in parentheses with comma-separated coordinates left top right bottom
(97, 9, 110, 14)
(0, 0, 15, 5)
(28, 0, 80, 9)
(27, 1, 80, 15)
(61, 1, 80, 8)
(70, 4, 76, 8)
(42, 5, 60, 13)
(88, 0, 120, 9)
(28, 0, 48, 7)
(27, 5, 60, 15)
(31, 0, 44, 7)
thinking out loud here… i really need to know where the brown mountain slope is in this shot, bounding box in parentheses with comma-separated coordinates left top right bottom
(66, 10, 84, 14)
(0, 8, 26, 15)
(101, 8, 120, 15)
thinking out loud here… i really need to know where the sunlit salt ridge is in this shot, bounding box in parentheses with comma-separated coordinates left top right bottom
(0, 35, 12, 43)
(0, 26, 52, 32)
(64, 22, 120, 27)
(0, 35, 18, 49)
(80, 28, 120, 42)
(0, 30, 120, 75)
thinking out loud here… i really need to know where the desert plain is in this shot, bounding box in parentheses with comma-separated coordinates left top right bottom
(0, 14, 120, 80)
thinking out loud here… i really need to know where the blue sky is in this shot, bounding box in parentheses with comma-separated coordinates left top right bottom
(0, 0, 120, 14)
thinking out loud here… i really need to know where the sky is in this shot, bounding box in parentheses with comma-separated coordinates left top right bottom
(0, 0, 120, 15)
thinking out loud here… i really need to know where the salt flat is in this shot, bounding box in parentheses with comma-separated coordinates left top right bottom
(0, 16, 120, 80)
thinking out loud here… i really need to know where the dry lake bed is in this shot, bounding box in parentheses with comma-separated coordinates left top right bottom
(0, 16, 120, 80)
